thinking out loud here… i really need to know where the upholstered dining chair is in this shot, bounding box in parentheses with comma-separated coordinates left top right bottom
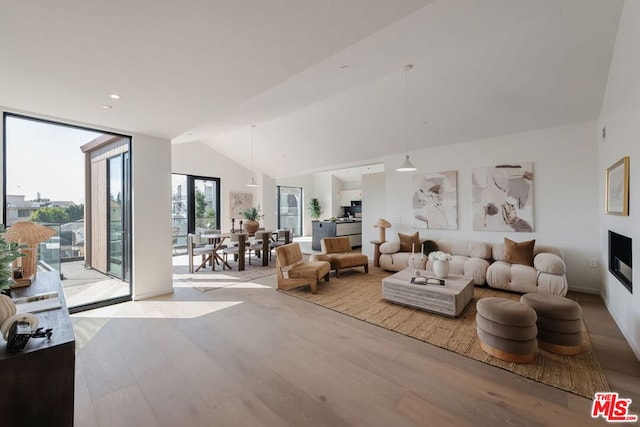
(187, 233, 215, 273)
(269, 228, 293, 261)
(249, 230, 272, 265)
(222, 232, 248, 269)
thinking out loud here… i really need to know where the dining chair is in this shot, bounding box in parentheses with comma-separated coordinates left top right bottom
(269, 228, 293, 261)
(222, 232, 247, 269)
(171, 227, 180, 254)
(187, 233, 215, 273)
(249, 230, 272, 265)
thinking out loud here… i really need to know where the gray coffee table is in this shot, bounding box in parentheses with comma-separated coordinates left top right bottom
(382, 268, 474, 317)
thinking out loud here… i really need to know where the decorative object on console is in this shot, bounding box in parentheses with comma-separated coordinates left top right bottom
(395, 64, 417, 172)
(429, 251, 453, 278)
(0, 228, 28, 292)
(413, 170, 458, 230)
(472, 162, 534, 232)
(5, 221, 56, 286)
(605, 156, 629, 216)
(373, 218, 391, 242)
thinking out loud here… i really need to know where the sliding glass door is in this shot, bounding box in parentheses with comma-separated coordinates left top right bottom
(172, 174, 220, 249)
(108, 152, 130, 281)
(277, 186, 302, 237)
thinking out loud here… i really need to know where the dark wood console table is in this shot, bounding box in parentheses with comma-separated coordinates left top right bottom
(1, 271, 75, 427)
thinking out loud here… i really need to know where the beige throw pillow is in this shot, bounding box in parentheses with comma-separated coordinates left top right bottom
(503, 237, 535, 266)
(398, 232, 421, 253)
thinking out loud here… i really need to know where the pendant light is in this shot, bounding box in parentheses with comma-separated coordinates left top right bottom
(246, 124, 258, 187)
(396, 64, 417, 172)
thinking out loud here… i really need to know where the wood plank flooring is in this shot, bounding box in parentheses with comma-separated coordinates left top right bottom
(71, 271, 640, 426)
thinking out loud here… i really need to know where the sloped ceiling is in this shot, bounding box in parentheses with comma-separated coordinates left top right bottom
(0, 0, 623, 178)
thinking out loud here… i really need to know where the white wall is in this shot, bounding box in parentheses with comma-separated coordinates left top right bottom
(0, 107, 174, 300)
(597, 0, 640, 358)
(132, 134, 174, 299)
(362, 172, 386, 259)
(384, 121, 601, 293)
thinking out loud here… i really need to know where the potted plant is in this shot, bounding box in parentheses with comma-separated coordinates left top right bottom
(242, 205, 265, 235)
(308, 198, 322, 220)
(0, 229, 28, 297)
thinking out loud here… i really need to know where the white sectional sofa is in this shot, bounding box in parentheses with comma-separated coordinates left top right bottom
(378, 236, 568, 295)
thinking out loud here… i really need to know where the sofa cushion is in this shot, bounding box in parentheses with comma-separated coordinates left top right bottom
(437, 239, 492, 259)
(379, 241, 401, 254)
(398, 232, 420, 252)
(503, 238, 535, 266)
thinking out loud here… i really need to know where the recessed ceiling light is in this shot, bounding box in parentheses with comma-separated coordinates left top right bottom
(109, 93, 121, 99)
(101, 105, 112, 109)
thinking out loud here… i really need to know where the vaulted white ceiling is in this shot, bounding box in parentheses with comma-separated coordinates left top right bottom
(1, 0, 623, 179)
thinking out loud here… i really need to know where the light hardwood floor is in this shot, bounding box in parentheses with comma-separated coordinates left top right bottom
(72, 269, 640, 426)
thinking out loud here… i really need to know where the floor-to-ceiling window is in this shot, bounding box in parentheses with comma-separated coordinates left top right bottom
(277, 186, 302, 237)
(172, 174, 220, 250)
(3, 113, 132, 312)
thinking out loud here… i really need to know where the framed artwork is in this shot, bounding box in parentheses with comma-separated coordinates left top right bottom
(412, 170, 457, 230)
(605, 156, 629, 216)
(230, 192, 253, 218)
(472, 162, 534, 232)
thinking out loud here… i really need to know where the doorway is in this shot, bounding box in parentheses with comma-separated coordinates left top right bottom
(277, 186, 303, 237)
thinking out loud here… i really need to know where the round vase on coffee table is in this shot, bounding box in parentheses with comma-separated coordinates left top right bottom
(433, 260, 450, 278)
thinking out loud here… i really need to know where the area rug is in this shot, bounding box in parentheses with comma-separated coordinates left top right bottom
(279, 266, 609, 399)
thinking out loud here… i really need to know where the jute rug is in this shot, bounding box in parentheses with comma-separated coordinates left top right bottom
(279, 266, 609, 399)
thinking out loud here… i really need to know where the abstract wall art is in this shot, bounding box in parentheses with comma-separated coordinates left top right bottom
(230, 192, 253, 219)
(605, 156, 629, 216)
(472, 162, 534, 232)
(412, 170, 458, 230)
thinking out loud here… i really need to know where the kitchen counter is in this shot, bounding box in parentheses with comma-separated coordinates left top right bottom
(312, 220, 362, 250)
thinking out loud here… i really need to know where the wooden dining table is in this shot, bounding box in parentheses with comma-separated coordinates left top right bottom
(199, 230, 278, 271)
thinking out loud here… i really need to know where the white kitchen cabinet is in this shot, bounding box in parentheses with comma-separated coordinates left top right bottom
(338, 189, 362, 206)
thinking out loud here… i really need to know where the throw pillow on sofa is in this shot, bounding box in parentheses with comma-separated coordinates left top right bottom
(503, 238, 535, 266)
(398, 232, 421, 252)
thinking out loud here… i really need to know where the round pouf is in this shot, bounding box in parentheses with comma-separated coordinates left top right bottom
(476, 297, 538, 363)
(520, 293, 583, 355)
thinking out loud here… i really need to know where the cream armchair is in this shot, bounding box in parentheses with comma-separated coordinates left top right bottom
(486, 241, 568, 296)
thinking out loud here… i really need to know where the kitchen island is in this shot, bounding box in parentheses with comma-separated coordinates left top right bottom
(312, 220, 362, 251)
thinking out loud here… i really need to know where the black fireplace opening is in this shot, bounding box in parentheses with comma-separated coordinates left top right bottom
(609, 230, 632, 294)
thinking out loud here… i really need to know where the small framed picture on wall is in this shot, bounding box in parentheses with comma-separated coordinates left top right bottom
(605, 156, 630, 216)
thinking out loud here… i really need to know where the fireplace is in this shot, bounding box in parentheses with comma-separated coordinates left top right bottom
(609, 230, 632, 293)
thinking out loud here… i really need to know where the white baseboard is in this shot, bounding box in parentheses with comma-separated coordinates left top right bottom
(599, 291, 640, 361)
(133, 288, 174, 301)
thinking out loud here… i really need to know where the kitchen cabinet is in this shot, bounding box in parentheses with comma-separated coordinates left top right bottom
(338, 189, 362, 206)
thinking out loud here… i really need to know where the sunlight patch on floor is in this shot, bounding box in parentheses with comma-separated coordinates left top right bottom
(71, 300, 243, 319)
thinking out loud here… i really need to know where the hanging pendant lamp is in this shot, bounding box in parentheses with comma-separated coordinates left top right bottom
(246, 125, 258, 187)
(396, 64, 417, 172)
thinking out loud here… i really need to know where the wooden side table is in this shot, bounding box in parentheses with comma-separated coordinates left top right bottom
(370, 240, 385, 267)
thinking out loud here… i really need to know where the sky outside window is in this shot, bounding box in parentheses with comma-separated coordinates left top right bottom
(6, 116, 102, 203)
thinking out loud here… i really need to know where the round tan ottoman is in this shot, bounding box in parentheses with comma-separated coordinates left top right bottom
(476, 297, 538, 363)
(520, 293, 583, 355)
